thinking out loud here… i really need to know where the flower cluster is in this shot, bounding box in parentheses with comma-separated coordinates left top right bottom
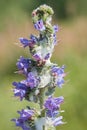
(16, 56, 33, 75)
(44, 96, 64, 128)
(12, 109, 35, 130)
(51, 65, 66, 87)
(44, 96, 64, 117)
(12, 71, 40, 101)
(12, 4, 66, 130)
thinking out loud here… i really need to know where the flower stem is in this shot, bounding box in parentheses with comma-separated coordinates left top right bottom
(39, 88, 45, 109)
(39, 88, 46, 130)
(43, 125, 45, 130)
(43, 125, 48, 130)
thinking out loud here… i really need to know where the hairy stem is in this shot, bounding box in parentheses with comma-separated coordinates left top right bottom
(39, 88, 46, 130)
(39, 88, 45, 109)
(43, 125, 46, 130)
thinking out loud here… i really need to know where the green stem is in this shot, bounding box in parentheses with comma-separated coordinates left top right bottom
(43, 125, 45, 130)
(39, 88, 45, 109)
(39, 88, 46, 130)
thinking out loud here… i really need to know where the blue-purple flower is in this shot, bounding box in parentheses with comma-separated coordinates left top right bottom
(19, 38, 30, 48)
(13, 89, 26, 101)
(34, 20, 45, 31)
(16, 56, 32, 75)
(53, 33, 57, 44)
(12, 5, 66, 130)
(53, 116, 64, 126)
(33, 53, 50, 61)
(12, 82, 27, 101)
(53, 25, 59, 33)
(12, 118, 29, 130)
(25, 72, 39, 89)
(46, 110, 59, 118)
(30, 34, 38, 43)
(33, 53, 41, 61)
(12, 72, 40, 100)
(51, 65, 65, 76)
(51, 65, 66, 87)
(57, 77, 65, 88)
(44, 96, 64, 117)
(53, 25, 59, 45)
(19, 35, 37, 48)
(44, 53, 50, 60)
(18, 109, 34, 121)
(12, 109, 35, 130)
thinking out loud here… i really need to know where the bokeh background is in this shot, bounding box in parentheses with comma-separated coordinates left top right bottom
(0, 0, 87, 130)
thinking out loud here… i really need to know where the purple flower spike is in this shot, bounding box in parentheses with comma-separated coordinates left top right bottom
(34, 19, 45, 31)
(12, 5, 66, 129)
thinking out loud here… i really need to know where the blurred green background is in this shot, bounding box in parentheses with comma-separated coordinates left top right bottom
(0, 0, 87, 130)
